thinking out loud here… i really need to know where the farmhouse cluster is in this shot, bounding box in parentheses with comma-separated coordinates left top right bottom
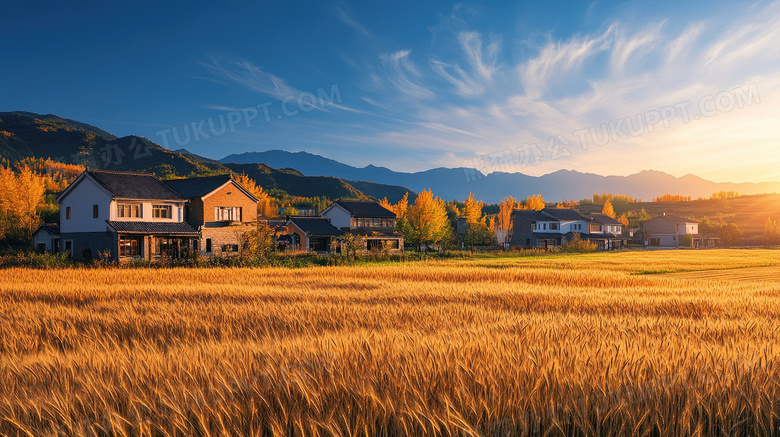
(32, 169, 717, 260)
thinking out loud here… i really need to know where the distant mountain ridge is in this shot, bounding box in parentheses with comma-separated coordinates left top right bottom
(0, 112, 414, 203)
(221, 150, 780, 203)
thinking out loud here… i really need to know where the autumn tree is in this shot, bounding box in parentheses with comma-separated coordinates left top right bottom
(405, 189, 451, 252)
(462, 193, 484, 225)
(764, 218, 780, 244)
(461, 192, 492, 249)
(0, 165, 46, 241)
(525, 194, 545, 211)
(495, 196, 516, 247)
(234, 173, 275, 217)
(602, 199, 616, 218)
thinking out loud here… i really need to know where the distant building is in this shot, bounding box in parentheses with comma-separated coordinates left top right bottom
(321, 200, 403, 251)
(642, 214, 717, 248)
(285, 217, 343, 253)
(509, 208, 625, 250)
(32, 224, 60, 253)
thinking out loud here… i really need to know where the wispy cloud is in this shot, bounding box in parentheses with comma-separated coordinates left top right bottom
(380, 50, 434, 99)
(344, 1, 780, 181)
(336, 5, 371, 36)
(203, 57, 301, 100)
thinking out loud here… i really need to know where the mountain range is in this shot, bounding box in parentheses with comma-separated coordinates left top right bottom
(1, 111, 778, 205)
(0, 112, 414, 203)
(221, 151, 780, 203)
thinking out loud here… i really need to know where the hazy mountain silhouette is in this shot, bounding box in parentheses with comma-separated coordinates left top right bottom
(221, 150, 780, 203)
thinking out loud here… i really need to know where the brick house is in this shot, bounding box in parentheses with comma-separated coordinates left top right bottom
(285, 217, 343, 253)
(56, 170, 199, 261)
(320, 200, 403, 252)
(165, 175, 259, 256)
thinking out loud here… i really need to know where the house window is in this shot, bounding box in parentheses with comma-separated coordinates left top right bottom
(66, 207, 71, 220)
(152, 205, 173, 219)
(221, 244, 239, 252)
(649, 238, 660, 246)
(215, 207, 241, 221)
(117, 204, 141, 218)
(93, 205, 99, 218)
(64, 240, 73, 256)
(549, 223, 559, 230)
(205, 238, 212, 253)
(119, 237, 141, 257)
(543, 223, 547, 230)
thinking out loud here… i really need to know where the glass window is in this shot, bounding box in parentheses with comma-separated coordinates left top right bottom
(215, 207, 241, 221)
(119, 237, 141, 257)
(117, 204, 141, 218)
(93, 205, 99, 218)
(66, 207, 71, 220)
(153, 205, 173, 219)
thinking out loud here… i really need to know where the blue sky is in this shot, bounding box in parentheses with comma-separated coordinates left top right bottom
(2, 1, 779, 182)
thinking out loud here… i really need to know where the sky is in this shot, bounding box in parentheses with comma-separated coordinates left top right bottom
(2, 1, 779, 183)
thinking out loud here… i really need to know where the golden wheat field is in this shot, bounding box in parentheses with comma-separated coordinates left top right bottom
(2, 249, 780, 436)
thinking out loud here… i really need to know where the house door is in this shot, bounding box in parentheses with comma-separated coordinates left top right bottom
(543, 240, 549, 250)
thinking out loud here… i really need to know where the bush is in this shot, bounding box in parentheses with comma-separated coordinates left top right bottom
(561, 233, 598, 253)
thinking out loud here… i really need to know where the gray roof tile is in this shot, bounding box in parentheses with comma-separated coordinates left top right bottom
(88, 170, 185, 200)
(107, 221, 199, 235)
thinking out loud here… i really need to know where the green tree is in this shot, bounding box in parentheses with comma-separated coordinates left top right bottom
(719, 223, 742, 247)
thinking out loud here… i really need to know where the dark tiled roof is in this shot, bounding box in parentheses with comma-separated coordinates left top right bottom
(165, 175, 259, 202)
(88, 170, 185, 200)
(652, 214, 697, 224)
(589, 213, 623, 226)
(34, 223, 60, 235)
(542, 208, 587, 221)
(288, 217, 343, 236)
(349, 229, 402, 237)
(511, 209, 552, 221)
(107, 221, 199, 235)
(532, 232, 565, 238)
(334, 200, 395, 218)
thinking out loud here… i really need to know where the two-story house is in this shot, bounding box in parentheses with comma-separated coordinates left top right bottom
(509, 208, 626, 250)
(642, 214, 716, 248)
(56, 170, 199, 261)
(587, 213, 626, 250)
(509, 208, 588, 249)
(165, 175, 258, 256)
(320, 200, 403, 252)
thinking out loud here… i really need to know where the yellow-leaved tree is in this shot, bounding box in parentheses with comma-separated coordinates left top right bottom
(602, 198, 616, 218)
(525, 194, 545, 211)
(496, 195, 516, 247)
(234, 173, 275, 217)
(0, 165, 46, 241)
(405, 189, 451, 252)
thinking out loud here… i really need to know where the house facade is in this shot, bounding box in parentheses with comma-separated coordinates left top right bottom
(320, 200, 403, 252)
(587, 213, 626, 250)
(509, 208, 625, 250)
(642, 214, 716, 248)
(56, 170, 199, 261)
(32, 224, 60, 252)
(285, 217, 343, 253)
(165, 175, 258, 256)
